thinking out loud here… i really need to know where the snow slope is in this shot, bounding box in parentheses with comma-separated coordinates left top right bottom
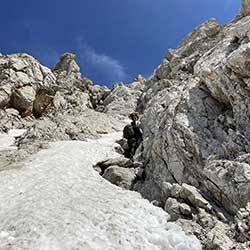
(0, 133, 201, 250)
(0, 129, 26, 151)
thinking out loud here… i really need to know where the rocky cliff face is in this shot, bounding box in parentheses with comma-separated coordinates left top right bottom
(130, 1, 250, 249)
(1, 1, 250, 249)
(0, 52, 141, 167)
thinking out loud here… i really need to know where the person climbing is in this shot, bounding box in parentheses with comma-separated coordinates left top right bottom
(123, 112, 143, 159)
(129, 112, 143, 143)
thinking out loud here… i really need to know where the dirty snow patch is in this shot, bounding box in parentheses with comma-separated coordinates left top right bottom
(0, 132, 201, 250)
(0, 129, 26, 151)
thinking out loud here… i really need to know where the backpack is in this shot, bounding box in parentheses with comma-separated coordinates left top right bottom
(123, 124, 135, 139)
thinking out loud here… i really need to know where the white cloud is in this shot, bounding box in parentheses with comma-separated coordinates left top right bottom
(77, 41, 127, 83)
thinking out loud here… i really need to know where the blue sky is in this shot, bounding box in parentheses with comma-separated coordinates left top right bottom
(0, 0, 241, 87)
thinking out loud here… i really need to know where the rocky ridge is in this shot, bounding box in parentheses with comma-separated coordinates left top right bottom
(0, 52, 143, 169)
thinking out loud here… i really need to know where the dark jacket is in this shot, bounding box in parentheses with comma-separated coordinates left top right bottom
(131, 120, 143, 140)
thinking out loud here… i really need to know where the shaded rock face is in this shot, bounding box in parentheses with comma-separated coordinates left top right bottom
(89, 84, 110, 111)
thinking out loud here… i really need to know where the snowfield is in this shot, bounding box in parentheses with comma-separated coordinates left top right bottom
(0, 133, 201, 250)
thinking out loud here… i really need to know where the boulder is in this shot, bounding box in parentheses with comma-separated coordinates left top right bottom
(227, 43, 250, 78)
(206, 222, 234, 250)
(180, 184, 209, 210)
(164, 198, 192, 221)
(197, 209, 215, 228)
(89, 84, 110, 110)
(102, 166, 136, 190)
(5, 108, 19, 117)
(33, 90, 54, 117)
(53, 91, 67, 110)
(0, 85, 12, 108)
(6, 54, 56, 89)
(96, 157, 134, 172)
(11, 86, 36, 114)
(204, 160, 250, 213)
(235, 203, 250, 242)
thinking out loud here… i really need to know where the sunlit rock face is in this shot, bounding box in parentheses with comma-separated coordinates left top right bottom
(136, 1, 250, 214)
(130, 2, 250, 249)
(241, 0, 250, 16)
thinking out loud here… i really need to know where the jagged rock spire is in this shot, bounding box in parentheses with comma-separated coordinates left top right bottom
(53, 53, 80, 75)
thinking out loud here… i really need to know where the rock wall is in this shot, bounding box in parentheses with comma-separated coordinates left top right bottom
(135, 0, 250, 214)
(130, 2, 250, 248)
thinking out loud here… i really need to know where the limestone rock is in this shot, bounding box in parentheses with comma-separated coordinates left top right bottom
(129, 8, 250, 250)
(171, 184, 183, 199)
(89, 84, 110, 110)
(103, 82, 143, 118)
(235, 203, 250, 242)
(135, 11, 250, 220)
(5, 108, 19, 117)
(0, 53, 56, 90)
(19, 110, 125, 143)
(241, 0, 250, 16)
(207, 222, 234, 250)
(0, 84, 12, 108)
(11, 86, 36, 114)
(53, 91, 67, 110)
(204, 160, 250, 213)
(180, 184, 209, 210)
(161, 182, 174, 200)
(53, 53, 80, 74)
(154, 59, 171, 80)
(52, 53, 90, 91)
(0, 53, 57, 118)
(227, 43, 250, 78)
(164, 198, 192, 221)
(197, 209, 215, 229)
(96, 157, 134, 172)
(102, 166, 136, 189)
